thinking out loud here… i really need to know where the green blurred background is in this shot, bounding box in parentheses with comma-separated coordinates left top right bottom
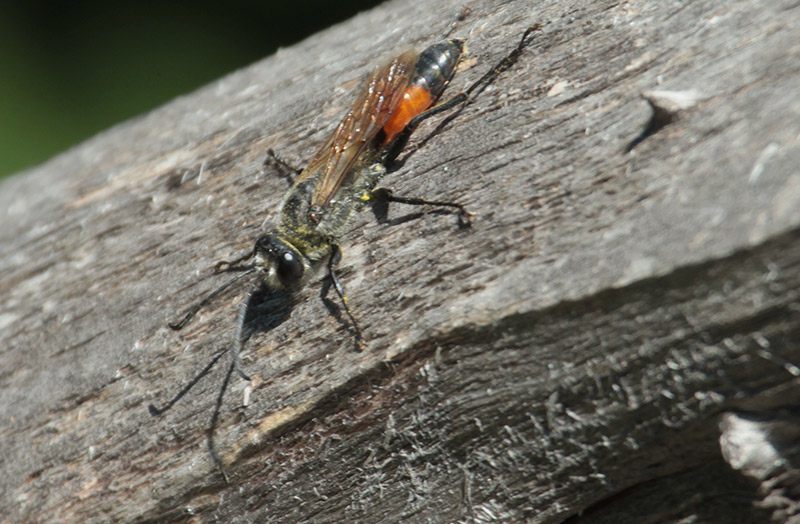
(0, 1, 383, 181)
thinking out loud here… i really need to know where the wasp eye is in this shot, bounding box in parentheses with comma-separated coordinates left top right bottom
(277, 251, 304, 287)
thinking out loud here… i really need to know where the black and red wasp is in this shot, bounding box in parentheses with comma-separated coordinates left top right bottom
(150, 25, 539, 478)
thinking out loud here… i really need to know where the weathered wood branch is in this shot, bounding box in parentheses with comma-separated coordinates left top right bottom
(3, 1, 800, 522)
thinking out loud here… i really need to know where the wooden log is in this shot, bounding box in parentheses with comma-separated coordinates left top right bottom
(3, 0, 800, 522)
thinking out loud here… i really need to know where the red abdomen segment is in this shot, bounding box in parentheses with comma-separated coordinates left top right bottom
(382, 39, 464, 146)
(382, 85, 434, 144)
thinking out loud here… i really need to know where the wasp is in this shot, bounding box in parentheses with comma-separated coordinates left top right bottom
(150, 25, 539, 478)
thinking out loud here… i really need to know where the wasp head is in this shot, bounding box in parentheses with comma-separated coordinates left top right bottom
(253, 234, 310, 290)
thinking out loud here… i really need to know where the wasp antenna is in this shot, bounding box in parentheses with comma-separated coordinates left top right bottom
(229, 281, 264, 382)
(208, 357, 237, 482)
(169, 267, 258, 330)
(148, 349, 228, 416)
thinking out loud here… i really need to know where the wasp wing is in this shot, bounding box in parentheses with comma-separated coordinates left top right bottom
(297, 50, 417, 211)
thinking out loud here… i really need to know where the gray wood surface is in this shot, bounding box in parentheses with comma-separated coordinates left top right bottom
(3, 0, 800, 522)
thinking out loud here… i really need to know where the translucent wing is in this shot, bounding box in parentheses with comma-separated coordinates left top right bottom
(298, 50, 417, 212)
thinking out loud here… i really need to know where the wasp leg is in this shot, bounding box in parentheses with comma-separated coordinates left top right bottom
(460, 24, 541, 100)
(384, 25, 541, 165)
(168, 268, 258, 330)
(264, 148, 303, 187)
(328, 244, 366, 351)
(441, 7, 472, 39)
(382, 90, 470, 164)
(214, 246, 257, 273)
(370, 187, 472, 228)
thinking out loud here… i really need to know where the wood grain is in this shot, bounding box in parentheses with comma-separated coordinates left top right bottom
(3, 1, 800, 522)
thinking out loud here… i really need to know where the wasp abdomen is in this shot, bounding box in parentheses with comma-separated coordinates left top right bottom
(382, 39, 464, 144)
(413, 39, 465, 99)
